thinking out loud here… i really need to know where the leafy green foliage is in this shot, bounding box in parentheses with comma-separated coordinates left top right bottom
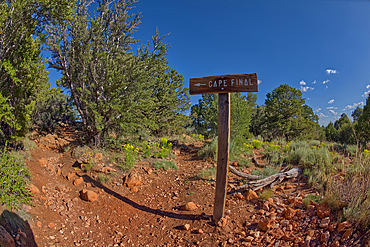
(31, 86, 76, 133)
(46, 0, 190, 146)
(303, 194, 321, 208)
(123, 144, 139, 170)
(198, 167, 217, 178)
(191, 92, 256, 139)
(0, 148, 32, 210)
(325, 113, 356, 144)
(264, 84, 319, 141)
(356, 95, 370, 144)
(153, 138, 173, 158)
(0, 0, 73, 144)
(198, 137, 218, 161)
(251, 166, 280, 179)
(153, 160, 178, 170)
(258, 189, 274, 202)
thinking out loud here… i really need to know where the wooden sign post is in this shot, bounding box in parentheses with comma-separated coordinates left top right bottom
(189, 73, 258, 221)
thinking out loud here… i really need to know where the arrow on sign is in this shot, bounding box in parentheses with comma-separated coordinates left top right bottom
(194, 83, 206, 87)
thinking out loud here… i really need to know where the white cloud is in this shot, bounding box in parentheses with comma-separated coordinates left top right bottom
(363, 90, 370, 97)
(314, 108, 321, 113)
(312, 80, 316, 84)
(328, 99, 335, 104)
(326, 106, 338, 109)
(325, 86, 328, 89)
(300, 86, 314, 92)
(258, 80, 262, 85)
(367, 85, 370, 89)
(326, 69, 338, 75)
(300, 80, 306, 85)
(319, 113, 328, 118)
(343, 102, 364, 110)
(328, 110, 337, 115)
(323, 80, 330, 84)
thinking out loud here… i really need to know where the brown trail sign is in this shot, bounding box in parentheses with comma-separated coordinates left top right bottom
(189, 73, 257, 95)
(189, 73, 258, 221)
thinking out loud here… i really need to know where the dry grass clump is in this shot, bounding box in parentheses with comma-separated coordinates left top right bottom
(323, 172, 370, 227)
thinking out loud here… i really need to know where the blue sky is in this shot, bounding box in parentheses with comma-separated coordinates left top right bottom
(47, 0, 370, 126)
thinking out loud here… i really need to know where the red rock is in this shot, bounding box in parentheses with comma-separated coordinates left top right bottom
(235, 193, 245, 200)
(330, 240, 340, 247)
(257, 218, 273, 232)
(284, 207, 296, 219)
(66, 172, 76, 181)
(94, 153, 103, 161)
(341, 228, 353, 241)
(320, 217, 330, 229)
(197, 229, 204, 234)
(38, 158, 48, 167)
(315, 203, 331, 219)
(28, 184, 40, 194)
(280, 219, 290, 227)
(245, 236, 254, 242)
(337, 221, 351, 233)
(307, 230, 315, 237)
(123, 173, 143, 188)
(283, 235, 294, 241)
(181, 202, 197, 211)
(102, 166, 117, 174)
(183, 224, 191, 231)
(0, 225, 15, 247)
(73, 177, 84, 186)
(217, 217, 228, 227)
(80, 189, 98, 202)
(245, 189, 259, 200)
(130, 187, 139, 192)
(328, 223, 337, 232)
(320, 231, 330, 243)
(48, 222, 55, 228)
(263, 202, 270, 211)
(36, 221, 42, 228)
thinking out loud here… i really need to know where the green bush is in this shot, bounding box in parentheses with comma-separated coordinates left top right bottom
(198, 167, 217, 178)
(31, 87, 76, 133)
(308, 140, 321, 147)
(153, 138, 173, 158)
(0, 148, 32, 210)
(258, 188, 274, 202)
(198, 137, 218, 161)
(97, 174, 110, 183)
(345, 144, 358, 157)
(303, 194, 321, 208)
(251, 166, 279, 179)
(153, 160, 178, 170)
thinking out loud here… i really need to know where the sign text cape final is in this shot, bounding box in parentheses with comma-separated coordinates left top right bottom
(189, 73, 258, 95)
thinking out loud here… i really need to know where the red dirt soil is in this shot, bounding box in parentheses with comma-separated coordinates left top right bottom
(3, 131, 369, 247)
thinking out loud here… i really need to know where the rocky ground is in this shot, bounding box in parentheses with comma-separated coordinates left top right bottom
(1, 130, 369, 247)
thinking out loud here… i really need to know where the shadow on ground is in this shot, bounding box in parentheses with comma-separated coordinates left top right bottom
(82, 175, 201, 221)
(0, 210, 37, 247)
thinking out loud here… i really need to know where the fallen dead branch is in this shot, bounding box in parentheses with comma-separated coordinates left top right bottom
(228, 165, 261, 180)
(252, 155, 265, 168)
(234, 168, 301, 191)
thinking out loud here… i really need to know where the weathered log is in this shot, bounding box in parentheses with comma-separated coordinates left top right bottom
(252, 155, 265, 168)
(228, 165, 261, 180)
(234, 168, 301, 191)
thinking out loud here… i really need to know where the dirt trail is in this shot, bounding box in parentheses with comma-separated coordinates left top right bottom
(5, 133, 368, 246)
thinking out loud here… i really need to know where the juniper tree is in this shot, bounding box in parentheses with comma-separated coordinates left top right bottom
(191, 92, 255, 139)
(46, 0, 190, 146)
(0, 0, 71, 143)
(264, 84, 319, 141)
